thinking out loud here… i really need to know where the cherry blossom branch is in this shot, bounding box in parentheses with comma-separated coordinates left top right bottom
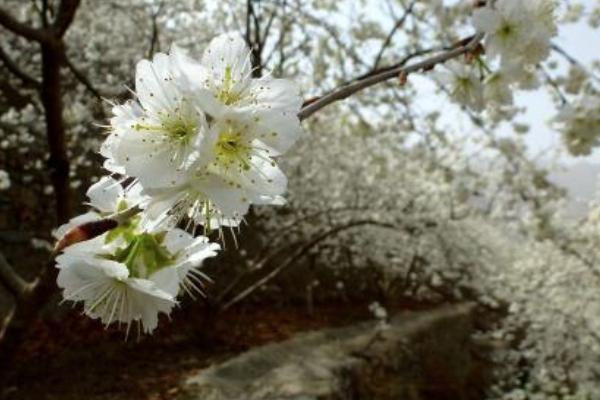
(298, 33, 484, 120)
(551, 42, 600, 84)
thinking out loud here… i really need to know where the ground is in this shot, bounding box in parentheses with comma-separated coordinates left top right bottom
(1, 301, 380, 400)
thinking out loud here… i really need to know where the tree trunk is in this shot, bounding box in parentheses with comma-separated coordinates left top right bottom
(41, 39, 70, 224)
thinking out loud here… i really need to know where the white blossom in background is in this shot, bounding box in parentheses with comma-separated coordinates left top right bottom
(0, 169, 10, 190)
(368, 301, 388, 320)
(472, 0, 557, 69)
(434, 60, 484, 111)
(554, 93, 600, 156)
(55, 178, 219, 334)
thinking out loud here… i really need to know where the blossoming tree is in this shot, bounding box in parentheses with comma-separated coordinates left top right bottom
(1, 0, 600, 397)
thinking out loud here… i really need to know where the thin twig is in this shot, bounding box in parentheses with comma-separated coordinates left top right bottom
(221, 219, 396, 310)
(64, 54, 103, 99)
(298, 33, 484, 120)
(372, 0, 417, 70)
(0, 45, 41, 87)
(0, 7, 48, 42)
(0, 252, 39, 299)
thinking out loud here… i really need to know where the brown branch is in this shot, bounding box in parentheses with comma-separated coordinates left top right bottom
(0, 252, 39, 299)
(261, 1, 279, 50)
(64, 54, 103, 99)
(0, 303, 15, 343)
(53, 0, 80, 37)
(298, 33, 483, 120)
(0, 45, 41, 87)
(41, 39, 71, 224)
(147, 2, 164, 59)
(0, 7, 47, 42)
(221, 219, 397, 310)
(372, 0, 417, 70)
(551, 42, 600, 84)
(0, 259, 57, 371)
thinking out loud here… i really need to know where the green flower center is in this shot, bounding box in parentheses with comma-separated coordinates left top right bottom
(217, 66, 242, 106)
(214, 129, 252, 172)
(498, 22, 515, 39)
(161, 116, 198, 142)
(109, 232, 176, 279)
(133, 113, 197, 144)
(101, 201, 176, 278)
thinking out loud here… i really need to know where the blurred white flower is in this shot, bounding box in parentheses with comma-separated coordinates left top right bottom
(368, 301, 388, 320)
(473, 0, 557, 69)
(0, 169, 10, 190)
(434, 60, 484, 111)
(555, 93, 600, 156)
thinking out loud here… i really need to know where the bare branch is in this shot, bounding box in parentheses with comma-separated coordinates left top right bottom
(538, 64, 567, 105)
(0, 45, 41, 87)
(147, 2, 164, 59)
(0, 252, 39, 299)
(372, 0, 417, 70)
(0, 7, 47, 42)
(221, 219, 396, 310)
(53, 0, 80, 37)
(551, 42, 600, 84)
(64, 54, 103, 99)
(298, 33, 484, 120)
(0, 303, 16, 342)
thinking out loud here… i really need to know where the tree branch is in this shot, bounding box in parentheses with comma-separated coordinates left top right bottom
(298, 33, 483, 120)
(551, 42, 600, 84)
(53, 0, 80, 37)
(221, 219, 397, 310)
(0, 7, 47, 42)
(147, 2, 164, 59)
(0, 252, 39, 299)
(64, 54, 103, 99)
(0, 45, 41, 87)
(0, 303, 15, 343)
(372, 0, 417, 70)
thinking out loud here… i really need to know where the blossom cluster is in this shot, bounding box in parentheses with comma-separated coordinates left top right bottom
(434, 0, 558, 117)
(54, 32, 302, 333)
(555, 92, 600, 156)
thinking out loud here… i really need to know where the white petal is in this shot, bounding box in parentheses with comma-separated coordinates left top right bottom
(135, 54, 179, 114)
(86, 176, 123, 213)
(201, 32, 252, 85)
(202, 175, 251, 218)
(126, 278, 176, 333)
(472, 8, 500, 34)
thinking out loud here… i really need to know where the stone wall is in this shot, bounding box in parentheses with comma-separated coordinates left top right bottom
(180, 303, 484, 400)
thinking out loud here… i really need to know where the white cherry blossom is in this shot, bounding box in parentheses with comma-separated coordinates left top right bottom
(101, 52, 211, 190)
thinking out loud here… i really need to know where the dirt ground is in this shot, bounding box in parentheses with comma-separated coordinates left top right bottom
(1, 301, 379, 400)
